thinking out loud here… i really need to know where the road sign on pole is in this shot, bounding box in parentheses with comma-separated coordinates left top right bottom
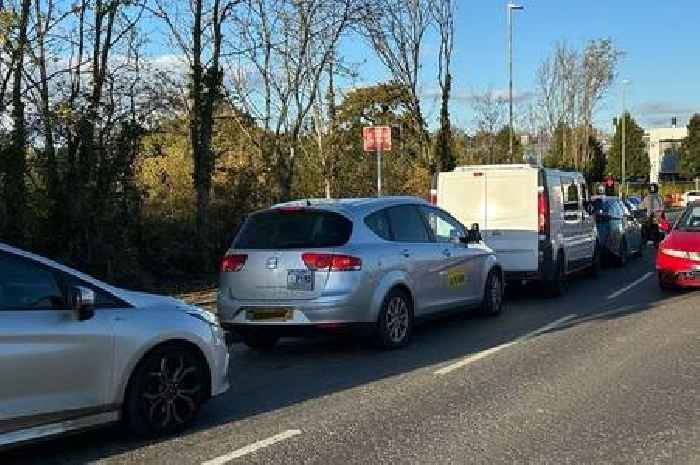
(363, 126, 392, 196)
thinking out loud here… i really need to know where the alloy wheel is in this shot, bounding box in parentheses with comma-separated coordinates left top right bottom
(142, 355, 203, 430)
(385, 296, 409, 343)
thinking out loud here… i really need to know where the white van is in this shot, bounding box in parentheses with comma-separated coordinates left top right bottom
(432, 165, 598, 294)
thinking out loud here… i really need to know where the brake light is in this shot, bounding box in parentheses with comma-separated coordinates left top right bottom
(538, 190, 548, 235)
(302, 253, 362, 271)
(429, 189, 438, 205)
(220, 254, 247, 272)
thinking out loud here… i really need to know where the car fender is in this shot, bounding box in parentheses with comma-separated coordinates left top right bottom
(368, 271, 414, 321)
(109, 313, 217, 406)
(479, 254, 502, 292)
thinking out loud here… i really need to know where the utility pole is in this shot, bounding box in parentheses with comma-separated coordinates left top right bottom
(621, 80, 629, 196)
(507, 3, 524, 163)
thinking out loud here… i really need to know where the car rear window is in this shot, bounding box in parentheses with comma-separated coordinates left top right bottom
(233, 209, 353, 249)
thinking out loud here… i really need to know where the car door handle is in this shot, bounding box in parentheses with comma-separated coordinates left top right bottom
(442, 248, 452, 257)
(400, 249, 411, 258)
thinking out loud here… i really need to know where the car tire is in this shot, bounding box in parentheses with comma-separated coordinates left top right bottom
(242, 332, 280, 351)
(545, 252, 566, 297)
(376, 288, 413, 350)
(124, 344, 208, 438)
(616, 237, 628, 267)
(479, 269, 504, 317)
(658, 272, 673, 292)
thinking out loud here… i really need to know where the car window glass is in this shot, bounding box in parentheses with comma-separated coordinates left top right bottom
(0, 254, 64, 310)
(364, 209, 392, 241)
(386, 205, 432, 242)
(562, 178, 580, 212)
(234, 209, 353, 249)
(419, 206, 464, 243)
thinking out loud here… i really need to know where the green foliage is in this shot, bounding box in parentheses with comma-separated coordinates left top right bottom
(680, 114, 700, 177)
(584, 135, 606, 183)
(607, 112, 649, 179)
(494, 126, 523, 164)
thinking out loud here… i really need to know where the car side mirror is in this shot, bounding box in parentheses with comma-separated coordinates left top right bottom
(467, 223, 482, 243)
(69, 286, 95, 321)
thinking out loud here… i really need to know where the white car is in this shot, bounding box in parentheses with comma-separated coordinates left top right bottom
(683, 191, 700, 206)
(0, 243, 229, 448)
(433, 164, 599, 295)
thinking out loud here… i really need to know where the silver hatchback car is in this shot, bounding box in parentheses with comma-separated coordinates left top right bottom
(218, 197, 503, 349)
(0, 243, 229, 448)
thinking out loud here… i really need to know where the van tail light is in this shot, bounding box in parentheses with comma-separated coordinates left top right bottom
(429, 189, 438, 205)
(538, 189, 548, 235)
(220, 254, 247, 272)
(302, 253, 362, 271)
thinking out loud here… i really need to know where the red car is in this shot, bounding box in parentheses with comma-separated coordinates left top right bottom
(657, 203, 700, 289)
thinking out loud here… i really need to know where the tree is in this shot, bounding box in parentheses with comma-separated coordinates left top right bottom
(680, 114, 700, 178)
(362, 0, 433, 164)
(494, 126, 522, 164)
(152, 0, 240, 232)
(470, 88, 507, 164)
(607, 112, 648, 180)
(1, 0, 31, 244)
(579, 39, 621, 170)
(584, 134, 606, 183)
(432, 0, 455, 173)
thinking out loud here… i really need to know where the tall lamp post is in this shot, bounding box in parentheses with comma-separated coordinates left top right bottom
(621, 79, 630, 196)
(507, 2, 524, 163)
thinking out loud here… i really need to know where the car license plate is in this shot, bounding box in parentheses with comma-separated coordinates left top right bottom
(287, 270, 314, 291)
(246, 308, 293, 321)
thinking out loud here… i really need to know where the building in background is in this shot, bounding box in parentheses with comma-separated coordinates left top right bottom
(645, 118, 688, 183)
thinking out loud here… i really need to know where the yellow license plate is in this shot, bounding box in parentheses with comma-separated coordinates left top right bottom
(246, 308, 293, 321)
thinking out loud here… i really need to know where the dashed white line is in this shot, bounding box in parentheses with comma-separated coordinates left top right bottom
(434, 314, 576, 375)
(202, 429, 302, 465)
(607, 272, 653, 300)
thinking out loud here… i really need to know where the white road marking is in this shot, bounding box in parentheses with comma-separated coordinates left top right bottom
(607, 272, 653, 300)
(434, 314, 576, 375)
(202, 429, 302, 465)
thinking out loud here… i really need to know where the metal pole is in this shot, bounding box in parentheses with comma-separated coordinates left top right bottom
(621, 84, 626, 196)
(508, 5, 513, 163)
(377, 148, 382, 197)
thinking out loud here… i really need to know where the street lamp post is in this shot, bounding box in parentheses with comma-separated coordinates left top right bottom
(507, 3, 524, 163)
(621, 79, 629, 196)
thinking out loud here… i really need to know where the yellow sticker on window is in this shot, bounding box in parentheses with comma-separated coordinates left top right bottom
(447, 270, 466, 287)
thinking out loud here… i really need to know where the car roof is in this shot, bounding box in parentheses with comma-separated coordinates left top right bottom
(269, 196, 430, 216)
(0, 242, 121, 295)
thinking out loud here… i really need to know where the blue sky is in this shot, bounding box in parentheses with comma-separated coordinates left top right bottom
(339, 0, 700, 132)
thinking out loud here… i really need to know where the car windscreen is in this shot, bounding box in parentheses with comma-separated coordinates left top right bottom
(232, 209, 353, 249)
(676, 206, 700, 231)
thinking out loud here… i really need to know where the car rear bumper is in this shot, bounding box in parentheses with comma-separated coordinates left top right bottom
(217, 289, 375, 327)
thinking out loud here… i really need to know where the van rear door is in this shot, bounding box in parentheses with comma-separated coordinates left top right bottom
(437, 167, 538, 273)
(481, 169, 539, 272)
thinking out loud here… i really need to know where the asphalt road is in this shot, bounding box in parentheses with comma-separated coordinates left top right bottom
(4, 247, 699, 465)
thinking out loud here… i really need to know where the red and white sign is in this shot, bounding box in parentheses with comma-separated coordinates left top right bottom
(363, 126, 392, 152)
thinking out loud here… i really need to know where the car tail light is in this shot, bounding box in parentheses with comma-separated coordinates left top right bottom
(429, 189, 438, 205)
(538, 189, 548, 235)
(220, 254, 247, 272)
(302, 253, 362, 271)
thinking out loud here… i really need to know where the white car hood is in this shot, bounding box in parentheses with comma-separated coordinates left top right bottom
(115, 289, 189, 310)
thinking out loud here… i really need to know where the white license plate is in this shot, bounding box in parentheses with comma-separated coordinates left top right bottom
(287, 270, 314, 291)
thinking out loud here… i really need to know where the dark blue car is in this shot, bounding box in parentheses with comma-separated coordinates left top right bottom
(591, 196, 644, 266)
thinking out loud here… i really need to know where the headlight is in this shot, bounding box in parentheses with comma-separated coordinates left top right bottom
(186, 307, 221, 327)
(660, 248, 690, 259)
